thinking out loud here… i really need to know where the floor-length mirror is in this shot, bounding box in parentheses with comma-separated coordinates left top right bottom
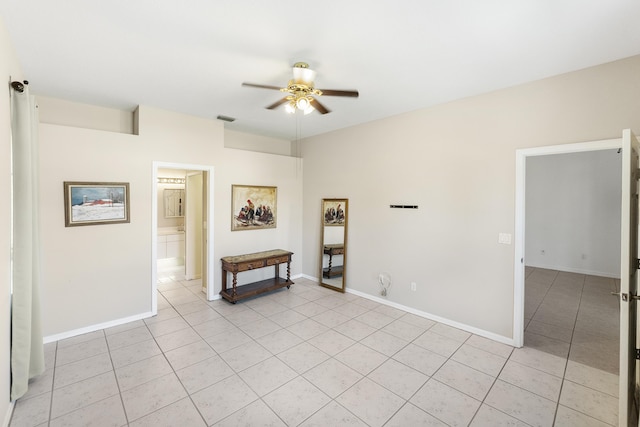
(319, 198, 348, 292)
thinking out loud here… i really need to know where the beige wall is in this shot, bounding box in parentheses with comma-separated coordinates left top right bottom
(301, 55, 640, 341)
(2, 12, 639, 422)
(224, 129, 293, 156)
(0, 16, 23, 424)
(37, 96, 135, 134)
(39, 106, 303, 338)
(525, 150, 621, 277)
(0, 28, 303, 399)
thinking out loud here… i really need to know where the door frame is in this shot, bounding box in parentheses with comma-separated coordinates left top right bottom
(619, 129, 640, 426)
(185, 171, 203, 281)
(152, 161, 215, 313)
(513, 138, 621, 347)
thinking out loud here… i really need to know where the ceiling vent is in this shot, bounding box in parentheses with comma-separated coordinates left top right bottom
(216, 115, 236, 122)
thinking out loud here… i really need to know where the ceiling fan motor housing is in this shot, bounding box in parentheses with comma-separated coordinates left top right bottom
(292, 62, 317, 86)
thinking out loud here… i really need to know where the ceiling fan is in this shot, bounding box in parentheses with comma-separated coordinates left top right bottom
(242, 62, 359, 115)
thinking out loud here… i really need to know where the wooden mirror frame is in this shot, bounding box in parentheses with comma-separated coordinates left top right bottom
(319, 198, 348, 292)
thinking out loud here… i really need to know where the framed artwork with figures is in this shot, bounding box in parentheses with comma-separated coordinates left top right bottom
(323, 199, 346, 226)
(231, 184, 277, 231)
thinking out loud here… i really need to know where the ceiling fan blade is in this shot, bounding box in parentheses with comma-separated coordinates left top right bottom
(318, 89, 359, 97)
(310, 98, 330, 114)
(266, 97, 289, 110)
(242, 82, 283, 91)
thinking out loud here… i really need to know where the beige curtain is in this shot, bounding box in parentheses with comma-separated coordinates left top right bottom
(10, 81, 44, 401)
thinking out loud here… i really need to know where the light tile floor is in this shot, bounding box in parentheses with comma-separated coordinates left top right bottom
(524, 267, 620, 376)
(9, 267, 619, 426)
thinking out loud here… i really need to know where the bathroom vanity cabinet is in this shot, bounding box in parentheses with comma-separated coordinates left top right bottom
(157, 231, 185, 259)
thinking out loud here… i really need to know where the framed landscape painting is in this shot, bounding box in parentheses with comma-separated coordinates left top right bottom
(231, 184, 277, 231)
(64, 182, 130, 227)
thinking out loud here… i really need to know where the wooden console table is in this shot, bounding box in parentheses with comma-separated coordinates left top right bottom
(322, 244, 344, 278)
(220, 249, 293, 303)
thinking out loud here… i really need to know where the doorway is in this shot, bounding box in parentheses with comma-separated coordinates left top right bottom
(151, 162, 215, 314)
(514, 138, 622, 346)
(523, 148, 622, 373)
(514, 137, 628, 424)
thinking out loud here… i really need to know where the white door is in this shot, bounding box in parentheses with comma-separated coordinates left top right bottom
(619, 129, 640, 426)
(185, 172, 203, 280)
(201, 171, 210, 298)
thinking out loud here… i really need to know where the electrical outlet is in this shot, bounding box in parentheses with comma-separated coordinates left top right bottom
(411, 282, 416, 291)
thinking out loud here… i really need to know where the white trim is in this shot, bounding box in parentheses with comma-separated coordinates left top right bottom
(525, 262, 620, 279)
(206, 169, 214, 300)
(153, 162, 215, 306)
(43, 311, 154, 344)
(513, 137, 623, 347)
(151, 166, 159, 315)
(514, 149, 526, 348)
(345, 287, 514, 346)
(300, 273, 513, 344)
(2, 401, 14, 427)
(518, 138, 621, 156)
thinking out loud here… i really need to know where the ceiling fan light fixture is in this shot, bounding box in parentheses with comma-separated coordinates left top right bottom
(285, 101, 296, 114)
(242, 61, 358, 116)
(296, 96, 310, 110)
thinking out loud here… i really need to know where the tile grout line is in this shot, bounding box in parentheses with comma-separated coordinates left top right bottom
(161, 274, 358, 426)
(550, 271, 585, 427)
(157, 276, 228, 427)
(16, 267, 618, 427)
(168, 277, 501, 426)
(46, 341, 58, 425)
(104, 327, 131, 426)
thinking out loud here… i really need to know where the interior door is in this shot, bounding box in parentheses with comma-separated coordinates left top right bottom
(185, 172, 203, 281)
(619, 129, 639, 426)
(201, 171, 210, 298)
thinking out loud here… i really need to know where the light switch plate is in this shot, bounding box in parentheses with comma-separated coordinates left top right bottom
(498, 233, 512, 245)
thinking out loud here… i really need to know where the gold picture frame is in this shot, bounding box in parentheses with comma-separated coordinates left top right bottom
(64, 181, 130, 227)
(323, 199, 346, 226)
(231, 184, 277, 231)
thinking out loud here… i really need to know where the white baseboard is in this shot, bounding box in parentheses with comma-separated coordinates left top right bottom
(2, 401, 14, 427)
(42, 276, 514, 350)
(43, 311, 155, 344)
(345, 288, 515, 347)
(525, 262, 620, 279)
(299, 273, 514, 346)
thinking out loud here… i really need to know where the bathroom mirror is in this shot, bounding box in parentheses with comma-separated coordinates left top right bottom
(319, 198, 348, 292)
(164, 189, 185, 218)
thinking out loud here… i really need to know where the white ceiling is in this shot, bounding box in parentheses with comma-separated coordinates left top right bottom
(2, 1, 639, 140)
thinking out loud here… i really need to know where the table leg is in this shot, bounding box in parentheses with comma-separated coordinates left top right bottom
(286, 261, 291, 282)
(221, 269, 227, 292)
(232, 272, 237, 297)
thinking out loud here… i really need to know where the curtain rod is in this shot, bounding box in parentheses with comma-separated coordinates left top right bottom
(11, 80, 29, 93)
